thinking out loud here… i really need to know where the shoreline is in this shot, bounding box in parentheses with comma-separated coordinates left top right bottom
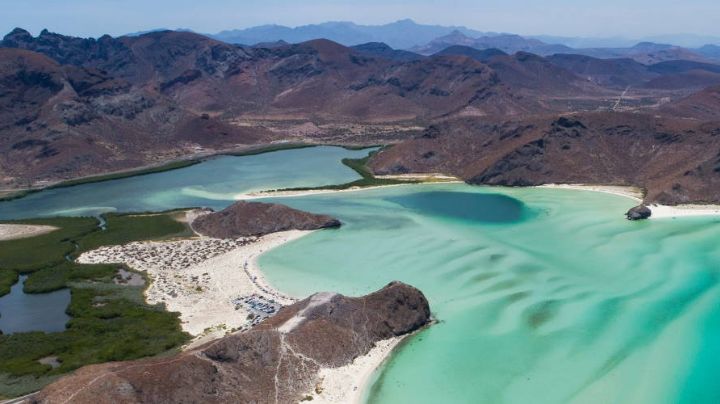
(535, 183, 644, 202)
(235, 180, 463, 200)
(646, 203, 720, 219)
(536, 184, 720, 219)
(0, 142, 378, 202)
(311, 336, 406, 404)
(234, 184, 409, 200)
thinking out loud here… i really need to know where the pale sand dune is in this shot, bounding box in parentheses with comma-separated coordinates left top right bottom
(0, 224, 58, 241)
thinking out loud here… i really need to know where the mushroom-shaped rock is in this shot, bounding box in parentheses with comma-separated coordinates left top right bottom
(626, 204, 652, 220)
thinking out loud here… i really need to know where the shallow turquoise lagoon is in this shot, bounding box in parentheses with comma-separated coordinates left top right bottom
(258, 183, 720, 404)
(0, 146, 371, 220)
(3, 145, 719, 403)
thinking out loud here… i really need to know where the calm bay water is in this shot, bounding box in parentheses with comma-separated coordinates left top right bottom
(258, 183, 720, 404)
(2, 146, 719, 403)
(0, 146, 372, 220)
(0, 276, 70, 334)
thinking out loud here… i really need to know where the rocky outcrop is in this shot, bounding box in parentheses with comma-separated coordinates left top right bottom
(626, 205, 652, 220)
(193, 201, 341, 238)
(32, 281, 431, 404)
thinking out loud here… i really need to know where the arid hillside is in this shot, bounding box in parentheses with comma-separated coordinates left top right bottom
(369, 113, 720, 204)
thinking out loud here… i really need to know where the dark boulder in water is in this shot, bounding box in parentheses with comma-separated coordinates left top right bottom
(626, 204, 652, 220)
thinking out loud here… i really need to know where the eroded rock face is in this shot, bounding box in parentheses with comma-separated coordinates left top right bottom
(192, 201, 341, 238)
(626, 205, 652, 220)
(32, 281, 431, 404)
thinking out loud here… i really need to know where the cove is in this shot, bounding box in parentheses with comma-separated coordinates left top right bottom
(0, 276, 71, 334)
(258, 183, 720, 404)
(0, 146, 373, 220)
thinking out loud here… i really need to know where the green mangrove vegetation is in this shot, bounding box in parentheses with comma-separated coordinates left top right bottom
(276, 148, 419, 191)
(0, 212, 193, 398)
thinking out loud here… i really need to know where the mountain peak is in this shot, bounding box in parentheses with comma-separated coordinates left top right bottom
(3, 27, 33, 43)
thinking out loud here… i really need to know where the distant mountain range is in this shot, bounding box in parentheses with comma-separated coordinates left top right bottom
(204, 20, 720, 65)
(211, 19, 495, 49)
(113, 20, 720, 65)
(411, 31, 717, 64)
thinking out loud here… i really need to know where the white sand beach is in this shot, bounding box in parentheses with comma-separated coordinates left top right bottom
(0, 224, 57, 241)
(311, 336, 405, 404)
(647, 204, 720, 219)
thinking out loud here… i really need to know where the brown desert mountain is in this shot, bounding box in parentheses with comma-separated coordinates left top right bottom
(0, 29, 549, 188)
(1, 28, 720, 206)
(369, 113, 720, 204)
(0, 46, 270, 189)
(33, 282, 431, 404)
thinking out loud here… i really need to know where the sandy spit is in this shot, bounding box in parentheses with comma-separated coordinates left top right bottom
(0, 224, 58, 241)
(374, 173, 461, 181)
(234, 185, 406, 200)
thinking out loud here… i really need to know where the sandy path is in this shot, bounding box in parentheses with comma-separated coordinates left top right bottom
(0, 224, 58, 241)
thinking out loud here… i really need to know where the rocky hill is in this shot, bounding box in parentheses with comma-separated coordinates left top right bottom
(369, 112, 720, 205)
(546, 54, 657, 88)
(662, 85, 720, 120)
(192, 201, 341, 238)
(32, 281, 431, 404)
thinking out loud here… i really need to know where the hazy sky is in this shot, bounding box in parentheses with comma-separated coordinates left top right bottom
(2, 0, 719, 39)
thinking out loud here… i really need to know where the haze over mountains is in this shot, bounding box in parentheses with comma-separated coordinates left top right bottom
(1, 22, 720, 204)
(124, 19, 720, 63)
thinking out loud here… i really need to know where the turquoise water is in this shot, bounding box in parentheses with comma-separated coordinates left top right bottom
(258, 183, 720, 404)
(0, 146, 372, 220)
(3, 146, 720, 403)
(0, 276, 70, 334)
